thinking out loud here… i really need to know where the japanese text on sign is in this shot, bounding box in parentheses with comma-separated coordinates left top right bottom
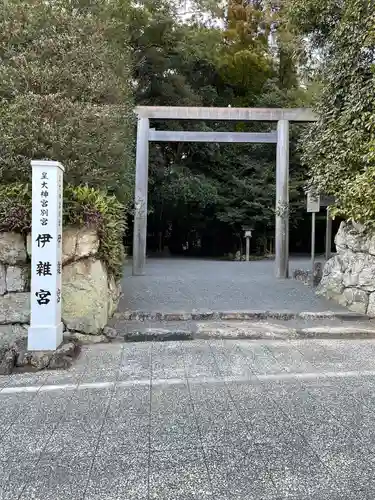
(28, 160, 65, 351)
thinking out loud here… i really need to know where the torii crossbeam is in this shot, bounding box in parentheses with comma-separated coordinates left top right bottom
(133, 106, 316, 278)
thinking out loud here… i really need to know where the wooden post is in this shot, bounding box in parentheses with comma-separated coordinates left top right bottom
(275, 120, 289, 278)
(245, 237, 250, 262)
(311, 212, 316, 281)
(132, 117, 149, 276)
(325, 208, 332, 260)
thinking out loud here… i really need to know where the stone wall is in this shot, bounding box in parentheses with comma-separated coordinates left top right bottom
(0, 228, 121, 340)
(317, 221, 375, 315)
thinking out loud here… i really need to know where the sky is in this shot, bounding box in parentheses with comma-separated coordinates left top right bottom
(176, 0, 225, 26)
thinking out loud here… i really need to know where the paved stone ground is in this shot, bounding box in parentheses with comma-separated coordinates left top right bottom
(2, 339, 375, 499)
(119, 258, 344, 313)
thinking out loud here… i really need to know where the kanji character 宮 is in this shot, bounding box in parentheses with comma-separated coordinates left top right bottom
(35, 289, 51, 305)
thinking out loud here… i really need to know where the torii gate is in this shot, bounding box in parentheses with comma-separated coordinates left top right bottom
(133, 106, 316, 278)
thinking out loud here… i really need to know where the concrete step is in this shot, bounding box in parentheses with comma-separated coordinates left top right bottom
(112, 309, 370, 322)
(107, 316, 375, 342)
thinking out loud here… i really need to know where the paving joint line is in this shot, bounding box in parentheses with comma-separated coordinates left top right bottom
(205, 341, 281, 497)
(181, 342, 215, 496)
(290, 343, 375, 468)
(224, 342, 334, 498)
(0, 372, 52, 449)
(252, 343, 363, 497)
(147, 343, 153, 500)
(81, 345, 125, 500)
(15, 366, 90, 500)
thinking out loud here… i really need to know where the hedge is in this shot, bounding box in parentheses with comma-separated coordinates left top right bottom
(0, 183, 126, 279)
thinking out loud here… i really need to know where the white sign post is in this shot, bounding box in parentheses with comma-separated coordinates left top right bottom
(28, 160, 64, 351)
(306, 191, 320, 213)
(306, 190, 320, 282)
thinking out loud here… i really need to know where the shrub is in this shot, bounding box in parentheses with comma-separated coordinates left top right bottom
(0, 183, 126, 279)
(0, 0, 134, 203)
(288, 0, 375, 225)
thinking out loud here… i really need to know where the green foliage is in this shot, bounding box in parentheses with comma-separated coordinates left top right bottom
(0, 184, 31, 234)
(0, 0, 134, 203)
(286, 0, 345, 47)
(153, 168, 219, 208)
(290, 0, 375, 225)
(219, 1, 273, 100)
(0, 183, 126, 279)
(130, 0, 311, 253)
(64, 185, 126, 278)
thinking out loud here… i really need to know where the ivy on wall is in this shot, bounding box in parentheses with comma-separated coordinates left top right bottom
(0, 184, 126, 279)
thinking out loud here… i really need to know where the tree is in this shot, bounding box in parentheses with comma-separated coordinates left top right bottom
(128, 0, 223, 250)
(287, 0, 375, 226)
(129, 0, 311, 255)
(0, 0, 134, 203)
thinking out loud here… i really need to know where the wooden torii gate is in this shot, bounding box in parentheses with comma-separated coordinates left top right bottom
(133, 106, 316, 278)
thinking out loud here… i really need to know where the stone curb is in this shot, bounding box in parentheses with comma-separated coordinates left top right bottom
(113, 310, 370, 322)
(105, 326, 375, 343)
(0, 338, 81, 375)
(295, 327, 375, 339)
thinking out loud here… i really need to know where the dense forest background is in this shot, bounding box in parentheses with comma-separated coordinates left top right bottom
(127, 0, 338, 257)
(1, 0, 371, 259)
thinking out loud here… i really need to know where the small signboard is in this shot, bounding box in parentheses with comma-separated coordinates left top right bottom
(307, 191, 320, 213)
(245, 230, 252, 238)
(320, 194, 336, 207)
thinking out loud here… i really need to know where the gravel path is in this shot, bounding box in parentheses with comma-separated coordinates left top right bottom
(119, 257, 344, 313)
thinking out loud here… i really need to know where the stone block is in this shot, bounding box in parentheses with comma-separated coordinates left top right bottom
(0, 264, 6, 296)
(76, 228, 99, 260)
(108, 276, 121, 318)
(0, 331, 28, 371)
(61, 227, 78, 263)
(16, 349, 32, 367)
(27, 227, 99, 264)
(293, 268, 310, 285)
(0, 232, 27, 265)
(56, 341, 76, 357)
(15, 340, 77, 370)
(62, 258, 109, 334)
(0, 349, 16, 374)
(48, 342, 77, 369)
(62, 227, 99, 264)
(366, 292, 375, 317)
(335, 221, 375, 256)
(65, 332, 108, 344)
(103, 326, 118, 339)
(342, 288, 369, 314)
(196, 321, 293, 339)
(341, 253, 375, 292)
(0, 293, 30, 324)
(30, 351, 52, 370)
(0, 324, 28, 344)
(316, 278, 344, 299)
(6, 265, 28, 292)
(318, 223, 375, 313)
